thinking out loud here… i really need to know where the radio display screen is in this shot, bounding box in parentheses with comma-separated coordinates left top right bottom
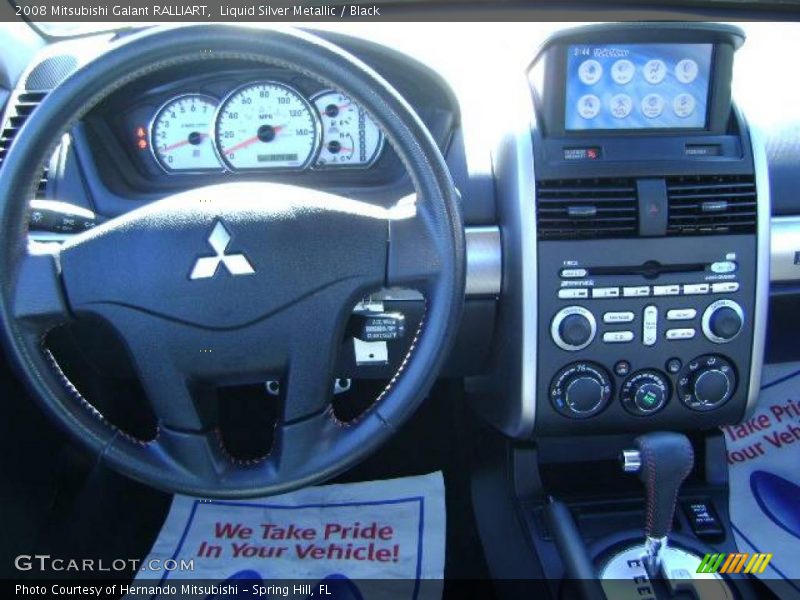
(565, 43, 713, 131)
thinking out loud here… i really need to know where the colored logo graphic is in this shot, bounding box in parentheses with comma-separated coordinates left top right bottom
(750, 470, 800, 539)
(697, 552, 773, 574)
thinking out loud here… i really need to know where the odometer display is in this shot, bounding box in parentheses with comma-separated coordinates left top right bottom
(214, 82, 320, 171)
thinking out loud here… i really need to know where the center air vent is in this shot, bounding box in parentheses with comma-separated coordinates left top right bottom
(0, 90, 49, 197)
(667, 175, 757, 236)
(536, 178, 638, 240)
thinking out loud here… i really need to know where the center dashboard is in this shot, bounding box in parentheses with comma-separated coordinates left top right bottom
(475, 22, 769, 439)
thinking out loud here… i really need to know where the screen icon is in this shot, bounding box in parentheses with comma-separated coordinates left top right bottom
(611, 59, 635, 84)
(675, 58, 699, 84)
(641, 94, 665, 118)
(577, 94, 601, 119)
(673, 93, 696, 118)
(643, 59, 667, 84)
(578, 60, 603, 85)
(609, 94, 633, 119)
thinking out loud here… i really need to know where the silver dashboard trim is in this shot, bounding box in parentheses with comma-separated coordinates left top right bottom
(746, 122, 771, 419)
(770, 216, 800, 283)
(465, 226, 502, 296)
(491, 102, 538, 438)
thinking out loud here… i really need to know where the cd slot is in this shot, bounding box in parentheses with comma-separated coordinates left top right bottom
(587, 261, 706, 279)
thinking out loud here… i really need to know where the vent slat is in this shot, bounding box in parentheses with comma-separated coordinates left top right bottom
(666, 175, 756, 236)
(0, 90, 49, 198)
(536, 178, 638, 240)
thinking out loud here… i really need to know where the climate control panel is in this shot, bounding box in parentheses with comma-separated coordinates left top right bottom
(536, 236, 757, 435)
(550, 362, 611, 418)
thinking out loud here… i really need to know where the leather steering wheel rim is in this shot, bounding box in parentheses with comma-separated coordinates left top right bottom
(0, 25, 465, 498)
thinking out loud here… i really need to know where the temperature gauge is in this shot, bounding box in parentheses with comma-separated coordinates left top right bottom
(312, 91, 384, 168)
(150, 94, 222, 172)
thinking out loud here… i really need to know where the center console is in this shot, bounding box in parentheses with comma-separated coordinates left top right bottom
(470, 21, 771, 599)
(527, 23, 768, 437)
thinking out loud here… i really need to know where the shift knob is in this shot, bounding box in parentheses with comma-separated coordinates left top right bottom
(623, 432, 694, 539)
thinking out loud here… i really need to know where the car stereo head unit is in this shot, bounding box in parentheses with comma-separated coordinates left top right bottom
(530, 23, 745, 137)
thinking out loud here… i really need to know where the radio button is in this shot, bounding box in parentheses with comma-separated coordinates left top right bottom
(603, 331, 634, 343)
(643, 305, 658, 346)
(702, 300, 744, 344)
(603, 311, 635, 324)
(667, 308, 697, 321)
(653, 284, 681, 296)
(711, 282, 740, 294)
(683, 283, 710, 295)
(558, 288, 589, 299)
(592, 287, 620, 299)
(710, 261, 737, 274)
(666, 328, 697, 340)
(561, 268, 588, 279)
(551, 306, 597, 351)
(623, 286, 650, 298)
(666, 358, 683, 374)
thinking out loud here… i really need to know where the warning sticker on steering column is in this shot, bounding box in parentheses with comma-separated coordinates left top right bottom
(129, 472, 445, 599)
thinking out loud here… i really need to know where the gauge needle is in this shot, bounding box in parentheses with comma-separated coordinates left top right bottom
(227, 126, 285, 154)
(161, 133, 207, 152)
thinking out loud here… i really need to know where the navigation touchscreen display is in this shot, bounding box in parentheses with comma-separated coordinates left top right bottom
(565, 43, 713, 131)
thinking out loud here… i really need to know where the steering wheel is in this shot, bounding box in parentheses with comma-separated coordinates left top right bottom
(0, 25, 465, 498)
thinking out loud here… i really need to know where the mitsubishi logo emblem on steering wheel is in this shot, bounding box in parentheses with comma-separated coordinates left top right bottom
(190, 220, 255, 280)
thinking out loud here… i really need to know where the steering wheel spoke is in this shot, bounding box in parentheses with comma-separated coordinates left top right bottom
(273, 410, 340, 475)
(386, 195, 452, 293)
(12, 245, 71, 334)
(156, 427, 229, 482)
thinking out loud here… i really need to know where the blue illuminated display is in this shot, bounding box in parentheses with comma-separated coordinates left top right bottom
(565, 43, 713, 131)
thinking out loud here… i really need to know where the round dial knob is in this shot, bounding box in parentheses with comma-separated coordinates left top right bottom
(621, 370, 671, 416)
(551, 306, 596, 351)
(550, 362, 611, 418)
(678, 355, 737, 411)
(702, 300, 744, 344)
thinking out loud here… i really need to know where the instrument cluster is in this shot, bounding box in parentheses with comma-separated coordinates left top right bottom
(147, 82, 384, 174)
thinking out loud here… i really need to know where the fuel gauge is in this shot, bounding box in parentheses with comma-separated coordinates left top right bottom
(312, 91, 384, 168)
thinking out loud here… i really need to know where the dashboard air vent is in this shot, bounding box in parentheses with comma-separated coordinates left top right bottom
(536, 178, 638, 240)
(0, 91, 49, 196)
(666, 175, 757, 236)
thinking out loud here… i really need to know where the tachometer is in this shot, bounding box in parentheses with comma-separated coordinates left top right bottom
(215, 82, 320, 171)
(311, 91, 384, 168)
(150, 94, 222, 172)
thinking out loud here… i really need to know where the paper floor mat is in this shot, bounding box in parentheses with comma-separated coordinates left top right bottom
(725, 363, 800, 599)
(129, 472, 445, 599)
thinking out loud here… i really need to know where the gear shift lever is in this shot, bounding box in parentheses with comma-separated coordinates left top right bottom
(621, 432, 694, 577)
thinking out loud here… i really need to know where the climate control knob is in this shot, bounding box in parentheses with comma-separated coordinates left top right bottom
(551, 306, 596, 351)
(621, 370, 671, 416)
(550, 362, 612, 418)
(678, 355, 737, 411)
(702, 300, 744, 343)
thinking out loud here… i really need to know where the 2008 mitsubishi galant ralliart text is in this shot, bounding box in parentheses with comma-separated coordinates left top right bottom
(0, 3, 799, 599)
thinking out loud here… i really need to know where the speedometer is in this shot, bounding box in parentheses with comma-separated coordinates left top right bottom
(214, 82, 320, 171)
(311, 91, 384, 168)
(150, 94, 222, 172)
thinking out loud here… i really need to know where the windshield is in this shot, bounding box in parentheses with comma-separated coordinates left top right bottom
(28, 0, 800, 38)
